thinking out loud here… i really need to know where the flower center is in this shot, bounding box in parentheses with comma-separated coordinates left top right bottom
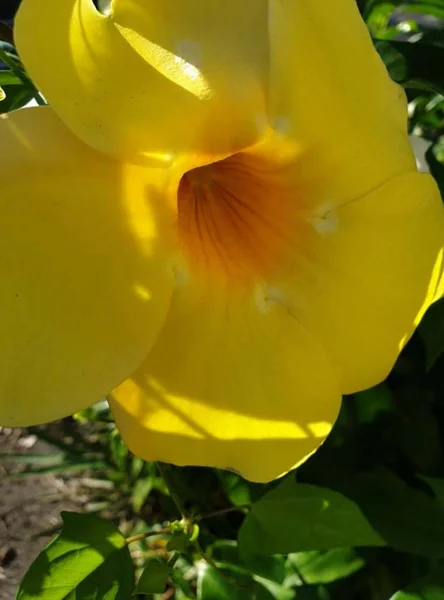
(177, 152, 306, 281)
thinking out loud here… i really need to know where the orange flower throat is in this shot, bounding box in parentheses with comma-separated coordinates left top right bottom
(177, 152, 307, 281)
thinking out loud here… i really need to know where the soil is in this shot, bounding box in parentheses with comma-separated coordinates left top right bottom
(0, 427, 86, 600)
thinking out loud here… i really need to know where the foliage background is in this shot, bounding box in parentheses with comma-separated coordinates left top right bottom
(2, 1, 444, 599)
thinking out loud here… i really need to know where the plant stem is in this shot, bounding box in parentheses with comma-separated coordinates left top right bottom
(195, 504, 251, 521)
(157, 462, 188, 519)
(125, 528, 170, 545)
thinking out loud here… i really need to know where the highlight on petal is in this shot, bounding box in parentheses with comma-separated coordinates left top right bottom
(15, 0, 268, 164)
(288, 171, 444, 393)
(109, 278, 341, 483)
(269, 0, 417, 202)
(0, 107, 175, 427)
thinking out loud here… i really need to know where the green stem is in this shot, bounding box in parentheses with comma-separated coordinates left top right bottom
(157, 463, 188, 519)
(195, 504, 251, 521)
(125, 527, 170, 546)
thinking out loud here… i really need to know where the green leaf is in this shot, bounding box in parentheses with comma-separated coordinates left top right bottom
(366, 2, 397, 37)
(392, 589, 443, 600)
(399, 2, 444, 22)
(134, 558, 170, 595)
(418, 299, 444, 371)
(131, 477, 152, 513)
(238, 477, 384, 558)
(288, 549, 365, 585)
(109, 430, 129, 471)
(0, 70, 21, 86)
(16, 512, 134, 599)
(375, 39, 444, 94)
(217, 471, 253, 506)
(0, 42, 38, 112)
(210, 541, 286, 584)
(426, 142, 444, 200)
(394, 386, 442, 472)
(421, 477, 444, 509)
(352, 384, 394, 423)
(167, 531, 191, 553)
(338, 469, 444, 558)
(197, 563, 261, 600)
(0, 83, 34, 114)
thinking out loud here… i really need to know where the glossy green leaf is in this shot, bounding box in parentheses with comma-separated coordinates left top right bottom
(0, 70, 21, 86)
(217, 471, 253, 506)
(366, 2, 397, 37)
(16, 512, 134, 599)
(134, 558, 170, 595)
(238, 478, 384, 558)
(288, 549, 365, 585)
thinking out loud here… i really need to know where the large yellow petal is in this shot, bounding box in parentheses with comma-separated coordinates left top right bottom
(269, 0, 416, 202)
(0, 107, 175, 426)
(15, 0, 268, 164)
(109, 278, 341, 483)
(288, 171, 444, 394)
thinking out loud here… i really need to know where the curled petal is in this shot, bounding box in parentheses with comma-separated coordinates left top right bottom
(15, 0, 268, 164)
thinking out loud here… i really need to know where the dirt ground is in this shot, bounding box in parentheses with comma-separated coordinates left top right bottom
(0, 427, 86, 600)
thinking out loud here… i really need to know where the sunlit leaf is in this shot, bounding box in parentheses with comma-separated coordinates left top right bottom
(238, 477, 384, 557)
(16, 512, 134, 599)
(288, 549, 365, 585)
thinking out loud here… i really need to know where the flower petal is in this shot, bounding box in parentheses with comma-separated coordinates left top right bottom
(109, 278, 341, 482)
(289, 172, 444, 393)
(0, 107, 175, 426)
(269, 0, 416, 201)
(15, 0, 268, 164)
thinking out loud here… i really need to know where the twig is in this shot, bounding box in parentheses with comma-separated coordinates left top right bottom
(195, 504, 251, 521)
(125, 527, 170, 546)
(156, 463, 188, 519)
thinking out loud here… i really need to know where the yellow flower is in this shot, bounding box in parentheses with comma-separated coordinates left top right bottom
(0, 0, 443, 482)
